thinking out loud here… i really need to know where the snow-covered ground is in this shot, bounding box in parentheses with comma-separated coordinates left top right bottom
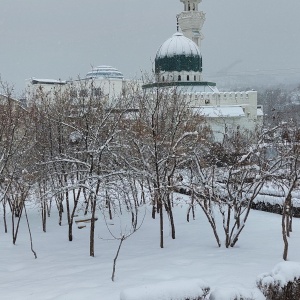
(0, 205, 300, 300)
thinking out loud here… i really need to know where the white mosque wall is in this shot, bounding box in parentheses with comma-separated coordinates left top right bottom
(188, 90, 263, 142)
(205, 115, 261, 142)
(189, 91, 259, 120)
(26, 77, 131, 107)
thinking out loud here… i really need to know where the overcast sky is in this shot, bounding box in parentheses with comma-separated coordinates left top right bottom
(1, 0, 300, 95)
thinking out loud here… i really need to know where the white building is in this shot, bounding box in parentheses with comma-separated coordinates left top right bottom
(143, 0, 263, 141)
(26, 66, 131, 107)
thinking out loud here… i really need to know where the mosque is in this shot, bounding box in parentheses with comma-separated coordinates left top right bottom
(27, 0, 263, 141)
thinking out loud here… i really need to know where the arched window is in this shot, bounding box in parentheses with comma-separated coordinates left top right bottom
(187, 75, 190, 81)
(178, 75, 181, 81)
(194, 75, 196, 81)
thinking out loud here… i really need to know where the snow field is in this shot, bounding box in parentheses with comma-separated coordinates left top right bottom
(0, 205, 300, 300)
(120, 278, 209, 300)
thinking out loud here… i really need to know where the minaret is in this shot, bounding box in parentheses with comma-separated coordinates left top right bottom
(178, 0, 206, 48)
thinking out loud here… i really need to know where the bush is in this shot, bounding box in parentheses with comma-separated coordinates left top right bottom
(209, 286, 265, 300)
(251, 201, 300, 218)
(257, 262, 300, 300)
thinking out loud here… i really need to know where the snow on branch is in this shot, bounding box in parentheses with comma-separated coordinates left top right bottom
(172, 131, 198, 152)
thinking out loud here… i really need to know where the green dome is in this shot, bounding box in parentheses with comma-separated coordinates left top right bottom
(155, 32, 202, 73)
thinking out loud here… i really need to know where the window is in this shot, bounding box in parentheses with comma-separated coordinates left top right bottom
(162, 76, 165, 82)
(178, 75, 181, 81)
(92, 87, 102, 97)
(187, 75, 190, 81)
(194, 75, 196, 81)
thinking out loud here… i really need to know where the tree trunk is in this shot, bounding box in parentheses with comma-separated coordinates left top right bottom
(24, 203, 37, 259)
(111, 236, 125, 282)
(57, 195, 64, 226)
(68, 188, 82, 243)
(282, 211, 288, 261)
(3, 201, 7, 233)
(106, 192, 113, 220)
(42, 199, 47, 233)
(159, 201, 164, 248)
(196, 197, 221, 247)
(47, 199, 52, 217)
(12, 204, 24, 245)
(90, 199, 97, 257)
(166, 195, 175, 240)
(65, 189, 73, 242)
(282, 191, 293, 260)
(152, 204, 156, 219)
(225, 207, 231, 248)
(84, 196, 90, 215)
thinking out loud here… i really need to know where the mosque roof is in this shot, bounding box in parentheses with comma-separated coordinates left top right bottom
(155, 33, 202, 73)
(86, 66, 124, 79)
(156, 32, 200, 59)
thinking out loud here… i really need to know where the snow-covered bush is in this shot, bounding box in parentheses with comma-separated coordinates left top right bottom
(120, 278, 210, 300)
(209, 286, 265, 300)
(257, 261, 300, 300)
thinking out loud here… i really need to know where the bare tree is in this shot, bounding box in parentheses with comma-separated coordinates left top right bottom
(119, 86, 205, 248)
(180, 128, 270, 248)
(0, 80, 33, 238)
(100, 197, 145, 282)
(267, 121, 300, 260)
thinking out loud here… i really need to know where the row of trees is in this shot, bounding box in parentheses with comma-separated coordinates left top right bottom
(0, 80, 300, 264)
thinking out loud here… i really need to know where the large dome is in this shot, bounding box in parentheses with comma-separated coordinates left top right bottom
(155, 32, 202, 73)
(86, 66, 124, 79)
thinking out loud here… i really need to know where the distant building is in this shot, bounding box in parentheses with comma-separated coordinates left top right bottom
(143, 0, 263, 141)
(26, 66, 131, 107)
(0, 93, 23, 110)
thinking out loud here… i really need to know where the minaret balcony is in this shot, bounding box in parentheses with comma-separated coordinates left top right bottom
(178, 11, 206, 30)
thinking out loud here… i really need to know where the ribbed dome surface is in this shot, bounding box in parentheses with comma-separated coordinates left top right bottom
(155, 33, 202, 73)
(156, 32, 200, 58)
(86, 66, 124, 79)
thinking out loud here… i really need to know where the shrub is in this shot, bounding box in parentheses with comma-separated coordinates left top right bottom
(209, 286, 265, 300)
(257, 262, 300, 300)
